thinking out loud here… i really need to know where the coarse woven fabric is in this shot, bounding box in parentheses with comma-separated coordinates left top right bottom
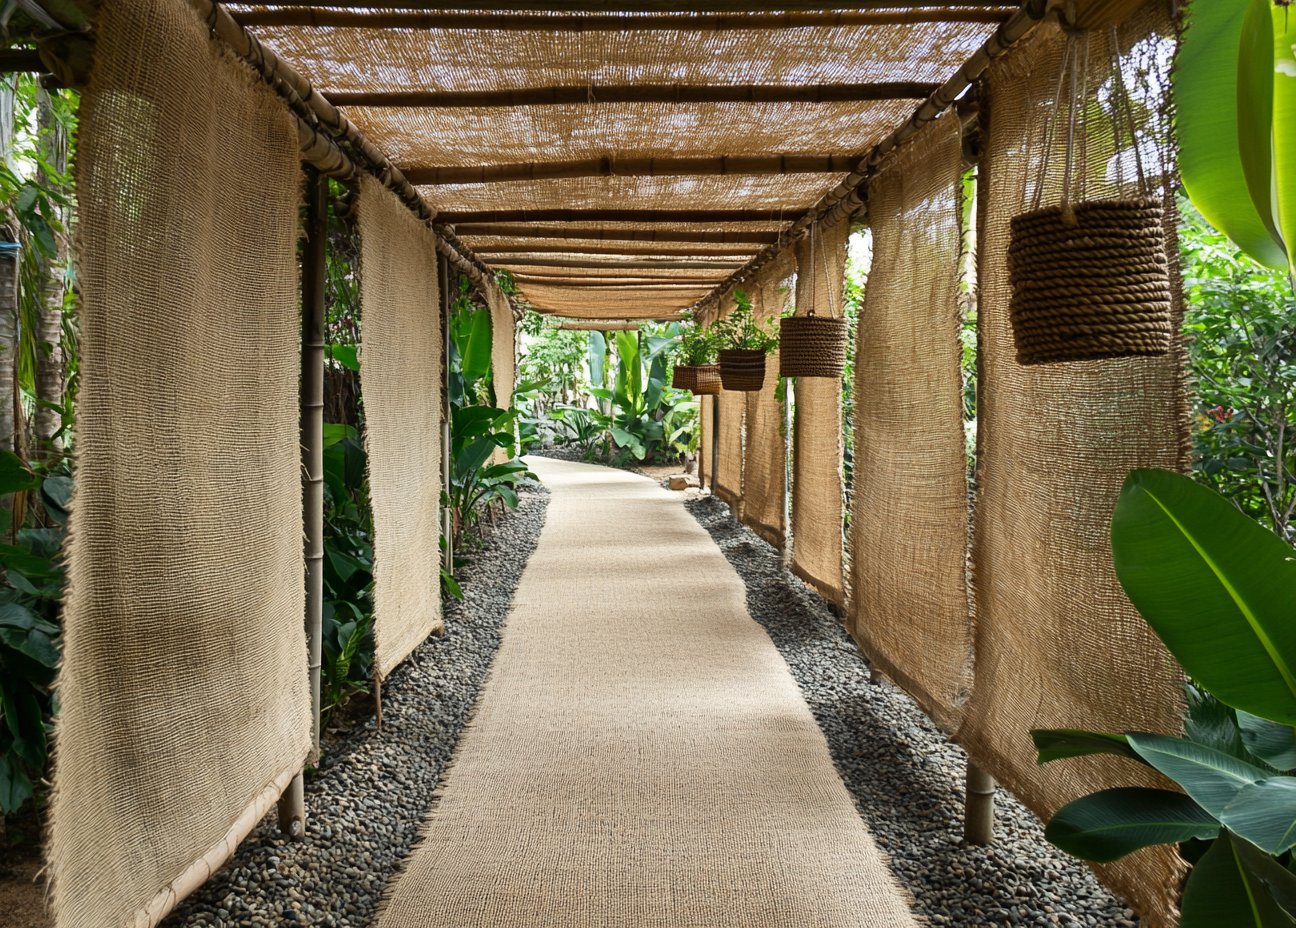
(790, 220, 849, 607)
(699, 392, 714, 492)
(377, 456, 919, 928)
(50, 0, 308, 924)
(486, 280, 516, 410)
(741, 250, 795, 547)
(955, 10, 1190, 926)
(714, 293, 746, 511)
(359, 176, 445, 678)
(848, 116, 971, 733)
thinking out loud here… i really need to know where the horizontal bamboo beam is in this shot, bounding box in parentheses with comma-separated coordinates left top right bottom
(234, 1, 1016, 10)
(480, 243, 759, 257)
(503, 255, 743, 270)
(560, 323, 641, 330)
(512, 270, 730, 282)
(517, 280, 714, 289)
(0, 50, 44, 72)
(235, 8, 1012, 28)
(687, 0, 1055, 315)
(406, 155, 855, 186)
(437, 208, 804, 224)
(328, 82, 938, 109)
(456, 224, 783, 244)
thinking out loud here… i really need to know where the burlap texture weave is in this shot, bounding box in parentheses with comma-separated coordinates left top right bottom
(955, 10, 1189, 924)
(377, 457, 918, 928)
(698, 393, 714, 492)
(741, 251, 795, 547)
(359, 176, 445, 678)
(51, 0, 309, 923)
(790, 221, 849, 606)
(848, 117, 971, 732)
(713, 294, 745, 511)
(486, 281, 515, 409)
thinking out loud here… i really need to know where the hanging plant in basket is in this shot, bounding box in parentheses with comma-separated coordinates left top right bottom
(670, 311, 723, 396)
(780, 222, 848, 377)
(1008, 28, 1173, 366)
(713, 289, 779, 392)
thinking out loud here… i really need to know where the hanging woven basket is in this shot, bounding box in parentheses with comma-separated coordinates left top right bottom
(1007, 197, 1173, 366)
(672, 364, 722, 395)
(779, 314, 848, 378)
(718, 349, 766, 392)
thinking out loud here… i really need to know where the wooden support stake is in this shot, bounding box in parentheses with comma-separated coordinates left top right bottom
(440, 252, 455, 573)
(964, 762, 997, 845)
(276, 772, 306, 841)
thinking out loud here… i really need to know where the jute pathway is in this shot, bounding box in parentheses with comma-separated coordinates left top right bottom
(378, 457, 917, 928)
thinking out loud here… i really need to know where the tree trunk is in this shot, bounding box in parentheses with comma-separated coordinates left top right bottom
(33, 87, 68, 459)
(0, 75, 16, 454)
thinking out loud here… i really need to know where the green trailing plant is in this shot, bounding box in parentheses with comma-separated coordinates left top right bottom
(1032, 468, 1296, 924)
(711, 289, 779, 354)
(674, 310, 719, 366)
(0, 451, 69, 814)
(1175, 0, 1296, 283)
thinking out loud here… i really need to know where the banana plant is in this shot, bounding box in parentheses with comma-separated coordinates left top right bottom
(1176, 0, 1296, 284)
(1033, 469, 1296, 924)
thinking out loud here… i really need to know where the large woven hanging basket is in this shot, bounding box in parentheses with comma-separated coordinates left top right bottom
(673, 364, 722, 395)
(718, 349, 766, 392)
(1007, 197, 1173, 365)
(779, 314, 848, 378)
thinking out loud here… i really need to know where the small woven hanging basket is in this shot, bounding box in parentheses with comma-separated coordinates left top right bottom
(671, 364, 697, 391)
(779, 314, 848, 378)
(718, 349, 766, 392)
(692, 364, 722, 396)
(1007, 197, 1173, 366)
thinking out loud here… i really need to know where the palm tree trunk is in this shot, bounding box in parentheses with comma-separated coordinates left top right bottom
(33, 87, 67, 459)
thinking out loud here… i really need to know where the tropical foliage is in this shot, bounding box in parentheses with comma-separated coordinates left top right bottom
(1035, 469, 1296, 924)
(710, 289, 779, 354)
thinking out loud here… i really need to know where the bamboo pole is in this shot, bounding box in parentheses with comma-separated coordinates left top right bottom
(238, 0, 1021, 10)
(278, 166, 327, 841)
(454, 225, 782, 245)
(236, 9, 1013, 29)
(405, 155, 858, 186)
(497, 256, 745, 270)
(439, 252, 454, 575)
(479, 243, 761, 257)
(559, 322, 640, 330)
(964, 763, 997, 845)
(685, 0, 1057, 316)
(327, 83, 939, 109)
(435, 208, 805, 225)
(523, 281, 712, 290)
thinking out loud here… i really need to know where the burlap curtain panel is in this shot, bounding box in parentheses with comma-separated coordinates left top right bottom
(713, 294, 745, 512)
(359, 176, 445, 678)
(955, 11, 1189, 925)
(51, 0, 309, 923)
(487, 283, 515, 410)
(698, 394, 714, 492)
(740, 251, 795, 548)
(848, 118, 971, 733)
(790, 222, 848, 607)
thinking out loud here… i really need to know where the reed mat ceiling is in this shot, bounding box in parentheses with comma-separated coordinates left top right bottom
(239, 8, 1004, 317)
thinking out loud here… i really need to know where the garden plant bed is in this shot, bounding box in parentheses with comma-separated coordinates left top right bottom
(157, 485, 550, 928)
(685, 494, 1141, 928)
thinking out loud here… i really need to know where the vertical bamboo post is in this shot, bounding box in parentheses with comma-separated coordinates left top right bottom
(279, 166, 326, 841)
(782, 378, 794, 567)
(710, 396, 719, 494)
(963, 762, 997, 845)
(439, 252, 454, 572)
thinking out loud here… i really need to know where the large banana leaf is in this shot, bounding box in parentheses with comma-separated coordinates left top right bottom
(1127, 732, 1271, 816)
(588, 331, 606, 388)
(1111, 469, 1296, 724)
(1044, 787, 1218, 863)
(461, 308, 493, 385)
(1238, 712, 1296, 771)
(1031, 728, 1147, 765)
(1220, 777, 1296, 854)
(1239, 0, 1282, 250)
(1273, 4, 1296, 279)
(1176, 0, 1289, 269)
(1181, 830, 1296, 927)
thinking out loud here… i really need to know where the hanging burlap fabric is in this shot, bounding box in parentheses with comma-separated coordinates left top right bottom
(741, 251, 795, 548)
(954, 10, 1189, 925)
(359, 176, 445, 678)
(51, 0, 308, 923)
(487, 282, 516, 410)
(698, 393, 714, 492)
(790, 220, 849, 607)
(849, 115, 971, 733)
(713, 292, 746, 512)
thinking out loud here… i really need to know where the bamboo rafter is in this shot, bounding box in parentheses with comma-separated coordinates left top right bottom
(436, 208, 805, 224)
(327, 83, 939, 108)
(404, 155, 856, 186)
(234, 9, 1014, 29)
(455, 225, 783, 245)
(478, 243, 760, 258)
(231, 1, 1019, 10)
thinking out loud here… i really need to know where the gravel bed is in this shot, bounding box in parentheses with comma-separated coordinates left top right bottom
(162, 484, 549, 928)
(685, 495, 1140, 928)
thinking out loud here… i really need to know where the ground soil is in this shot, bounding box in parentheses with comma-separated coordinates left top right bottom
(0, 805, 52, 928)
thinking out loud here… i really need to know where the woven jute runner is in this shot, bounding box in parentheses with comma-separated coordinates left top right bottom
(378, 457, 916, 928)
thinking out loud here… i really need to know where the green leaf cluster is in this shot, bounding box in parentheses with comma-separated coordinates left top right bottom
(709, 289, 779, 355)
(1034, 468, 1296, 924)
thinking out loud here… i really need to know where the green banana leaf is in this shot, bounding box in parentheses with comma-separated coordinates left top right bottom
(1238, 712, 1296, 771)
(1220, 777, 1296, 855)
(1044, 787, 1218, 863)
(1111, 469, 1296, 724)
(1031, 728, 1147, 766)
(1239, 0, 1283, 251)
(1273, 4, 1296, 279)
(1175, 0, 1289, 269)
(588, 331, 606, 388)
(462, 308, 493, 386)
(1126, 732, 1270, 817)
(1181, 830, 1296, 927)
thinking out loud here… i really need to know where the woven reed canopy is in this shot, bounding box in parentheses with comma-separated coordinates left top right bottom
(226, 2, 1034, 319)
